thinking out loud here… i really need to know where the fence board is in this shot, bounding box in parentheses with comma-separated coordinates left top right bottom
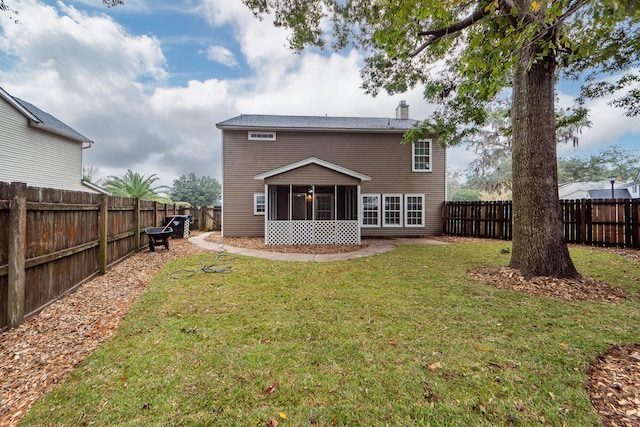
(444, 199, 639, 249)
(0, 181, 220, 330)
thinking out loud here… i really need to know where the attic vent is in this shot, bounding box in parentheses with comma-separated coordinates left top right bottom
(248, 131, 276, 141)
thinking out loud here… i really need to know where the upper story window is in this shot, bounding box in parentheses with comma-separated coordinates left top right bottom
(248, 131, 276, 141)
(412, 140, 432, 172)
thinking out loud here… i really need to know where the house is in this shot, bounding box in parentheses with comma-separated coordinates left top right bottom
(558, 177, 637, 200)
(620, 171, 640, 199)
(0, 86, 103, 193)
(216, 101, 446, 245)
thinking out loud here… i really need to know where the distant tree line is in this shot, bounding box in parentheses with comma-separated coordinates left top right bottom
(84, 167, 221, 206)
(449, 145, 640, 201)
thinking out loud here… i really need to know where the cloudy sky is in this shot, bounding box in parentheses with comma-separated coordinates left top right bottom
(0, 0, 638, 187)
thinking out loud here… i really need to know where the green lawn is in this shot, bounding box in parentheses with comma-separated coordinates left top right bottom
(21, 242, 640, 426)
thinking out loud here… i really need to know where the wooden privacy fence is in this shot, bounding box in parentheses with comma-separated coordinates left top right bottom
(181, 206, 221, 232)
(0, 181, 219, 330)
(443, 199, 640, 248)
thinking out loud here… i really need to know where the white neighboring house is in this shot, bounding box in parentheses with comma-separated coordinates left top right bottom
(559, 178, 636, 200)
(0, 86, 105, 193)
(620, 171, 640, 199)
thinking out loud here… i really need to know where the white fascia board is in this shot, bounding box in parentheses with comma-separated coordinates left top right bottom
(254, 157, 371, 181)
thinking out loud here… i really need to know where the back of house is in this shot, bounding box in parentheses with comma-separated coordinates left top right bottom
(217, 101, 446, 245)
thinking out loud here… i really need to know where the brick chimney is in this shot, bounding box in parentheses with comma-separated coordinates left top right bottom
(396, 100, 409, 120)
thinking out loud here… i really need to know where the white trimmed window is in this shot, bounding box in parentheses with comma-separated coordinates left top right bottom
(412, 140, 432, 172)
(404, 194, 425, 227)
(361, 194, 380, 227)
(248, 131, 276, 141)
(254, 193, 265, 215)
(383, 194, 403, 227)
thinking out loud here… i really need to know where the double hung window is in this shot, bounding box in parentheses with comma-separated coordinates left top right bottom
(361, 193, 425, 228)
(412, 140, 432, 172)
(404, 194, 425, 227)
(254, 193, 265, 215)
(361, 194, 380, 227)
(383, 194, 403, 227)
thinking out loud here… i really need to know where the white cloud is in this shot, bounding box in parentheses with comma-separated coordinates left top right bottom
(204, 45, 238, 67)
(556, 83, 640, 159)
(3, 0, 635, 190)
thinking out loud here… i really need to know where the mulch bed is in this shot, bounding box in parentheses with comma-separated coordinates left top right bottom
(0, 235, 208, 427)
(588, 344, 640, 427)
(469, 266, 631, 302)
(0, 232, 638, 426)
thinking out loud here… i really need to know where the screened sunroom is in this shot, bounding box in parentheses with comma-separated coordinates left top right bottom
(253, 158, 371, 245)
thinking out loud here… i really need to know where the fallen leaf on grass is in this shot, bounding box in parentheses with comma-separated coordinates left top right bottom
(263, 382, 279, 394)
(278, 412, 288, 419)
(474, 344, 491, 351)
(389, 339, 398, 346)
(428, 362, 442, 372)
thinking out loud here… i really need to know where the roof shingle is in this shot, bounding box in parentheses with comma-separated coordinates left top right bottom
(216, 114, 417, 132)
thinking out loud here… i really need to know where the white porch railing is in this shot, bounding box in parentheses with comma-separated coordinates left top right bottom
(266, 220, 360, 245)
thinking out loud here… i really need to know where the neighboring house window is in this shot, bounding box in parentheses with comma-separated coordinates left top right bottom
(405, 194, 425, 227)
(254, 193, 265, 215)
(633, 185, 638, 195)
(361, 194, 380, 227)
(248, 131, 276, 141)
(412, 140, 432, 172)
(383, 194, 403, 227)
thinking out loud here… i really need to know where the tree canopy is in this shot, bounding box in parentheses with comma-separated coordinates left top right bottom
(103, 169, 168, 202)
(558, 145, 640, 183)
(169, 174, 221, 207)
(243, 0, 640, 279)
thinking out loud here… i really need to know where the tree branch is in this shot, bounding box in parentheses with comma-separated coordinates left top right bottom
(410, 5, 488, 57)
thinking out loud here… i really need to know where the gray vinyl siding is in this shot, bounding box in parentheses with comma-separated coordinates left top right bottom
(0, 97, 86, 192)
(265, 164, 362, 186)
(222, 129, 445, 238)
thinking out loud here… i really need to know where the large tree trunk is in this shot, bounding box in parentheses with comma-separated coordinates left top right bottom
(509, 44, 580, 279)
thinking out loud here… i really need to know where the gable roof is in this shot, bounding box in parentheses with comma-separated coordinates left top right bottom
(254, 157, 372, 181)
(0, 86, 92, 144)
(217, 114, 417, 133)
(588, 189, 632, 199)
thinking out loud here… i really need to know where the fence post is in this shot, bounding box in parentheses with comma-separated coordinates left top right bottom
(624, 199, 632, 248)
(8, 182, 27, 328)
(633, 200, 640, 249)
(134, 197, 141, 252)
(496, 201, 504, 239)
(99, 194, 108, 274)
